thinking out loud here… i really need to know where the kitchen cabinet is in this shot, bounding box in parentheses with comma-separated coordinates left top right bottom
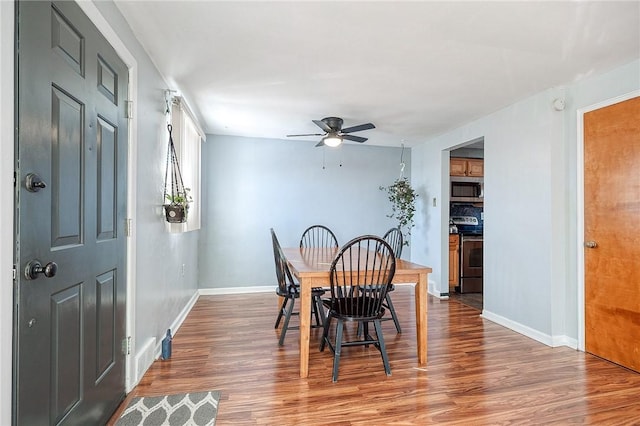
(448, 234, 460, 292)
(450, 158, 484, 177)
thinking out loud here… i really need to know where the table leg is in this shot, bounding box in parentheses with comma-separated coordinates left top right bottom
(415, 272, 428, 365)
(299, 278, 311, 378)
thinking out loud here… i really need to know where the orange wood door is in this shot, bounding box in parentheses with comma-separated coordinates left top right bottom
(584, 96, 640, 373)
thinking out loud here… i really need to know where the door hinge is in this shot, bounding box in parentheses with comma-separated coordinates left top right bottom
(125, 218, 132, 237)
(122, 336, 132, 355)
(125, 100, 133, 119)
(12, 265, 16, 280)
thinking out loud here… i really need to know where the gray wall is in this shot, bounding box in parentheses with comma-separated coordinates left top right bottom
(411, 59, 639, 347)
(199, 135, 409, 288)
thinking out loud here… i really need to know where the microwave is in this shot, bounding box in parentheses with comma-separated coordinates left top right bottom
(451, 177, 484, 202)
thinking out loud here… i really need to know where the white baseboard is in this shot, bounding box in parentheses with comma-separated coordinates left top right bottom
(153, 291, 200, 359)
(131, 291, 201, 388)
(481, 309, 578, 349)
(199, 286, 273, 295)
(134, 337, 156, 385)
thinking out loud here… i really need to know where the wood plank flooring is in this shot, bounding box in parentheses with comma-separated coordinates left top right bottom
(108, 286, 640, 425)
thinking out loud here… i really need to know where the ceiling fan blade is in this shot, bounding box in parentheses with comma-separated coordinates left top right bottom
(315, 140, 325, 147)
(286, 133, 325, 137)
(313, 119, 333, 133)
(341, 123, 375, 133)
(342, 134, 368, 143)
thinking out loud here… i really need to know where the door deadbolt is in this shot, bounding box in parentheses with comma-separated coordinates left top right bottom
(24, 260, 58, 280)
(584, 241, 598, 249)
(25, 173, 47, 192)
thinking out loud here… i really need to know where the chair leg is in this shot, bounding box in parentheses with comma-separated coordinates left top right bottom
(362, 321, 372, 347)
(274, 297, 288, 329)
(373, 319, 391, 376)
(332, 319, 344, 382)
(385, 293, 402, 333)
(319, 314, 332, 351)
(312, 296, 325, 327)
(278, 296, 296, 346)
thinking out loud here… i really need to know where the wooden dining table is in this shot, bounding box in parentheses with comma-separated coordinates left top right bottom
(282, 246, 433, 378)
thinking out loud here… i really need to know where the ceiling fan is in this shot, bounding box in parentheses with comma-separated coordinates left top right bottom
(286, 116, 375, 147)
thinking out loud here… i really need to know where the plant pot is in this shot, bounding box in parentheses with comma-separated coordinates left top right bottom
(164, 204, 188, 223)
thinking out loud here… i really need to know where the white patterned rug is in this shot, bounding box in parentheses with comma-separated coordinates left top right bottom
(116, 390, 220, 426)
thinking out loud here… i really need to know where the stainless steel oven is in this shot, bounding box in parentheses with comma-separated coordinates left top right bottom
(460, 235, 483, 293)
(452, 216, 484, 293)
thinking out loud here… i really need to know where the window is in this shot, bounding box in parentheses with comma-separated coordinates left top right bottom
(168, 96, 204, 232)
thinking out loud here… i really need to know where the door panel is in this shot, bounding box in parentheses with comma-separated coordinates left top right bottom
(97, 117, 117, 240)
(15, 1, 128, 424)
(51, 85, 84, 248)
(584, 96, 640, 373)
(51, 284, 82, 424)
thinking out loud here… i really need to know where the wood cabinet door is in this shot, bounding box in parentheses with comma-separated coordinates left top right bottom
(448, 235, 459, 291)
(450, 158, 467, 176)
(467, 159, 484, 177)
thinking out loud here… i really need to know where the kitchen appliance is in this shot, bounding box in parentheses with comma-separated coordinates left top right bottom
(451, 215, 483, 293)
(450, 176, 484, 203)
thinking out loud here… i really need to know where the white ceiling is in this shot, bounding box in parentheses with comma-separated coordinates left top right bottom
(114, 1, 640, 148)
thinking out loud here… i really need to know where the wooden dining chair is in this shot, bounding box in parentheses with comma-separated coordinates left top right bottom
(299, 225, 339, 249)
(319, 235, 396, 382)
(271, 229, 326, 346)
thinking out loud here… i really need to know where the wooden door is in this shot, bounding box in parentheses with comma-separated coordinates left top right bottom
(584, 96, 640, 373)
(14, 1, 128, 423)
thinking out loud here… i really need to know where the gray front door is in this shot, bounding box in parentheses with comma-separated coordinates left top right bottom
(14, 1, 128, 424)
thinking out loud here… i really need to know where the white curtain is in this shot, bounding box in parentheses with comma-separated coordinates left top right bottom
(170, 97, 203, 232)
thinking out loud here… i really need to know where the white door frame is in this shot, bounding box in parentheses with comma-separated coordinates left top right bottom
(575, 89, 640, 352)
(1, 1, 16, 423)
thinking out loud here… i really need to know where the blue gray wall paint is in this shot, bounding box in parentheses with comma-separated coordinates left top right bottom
(199, 135, 409, 288)
(411, 59, 640, 345)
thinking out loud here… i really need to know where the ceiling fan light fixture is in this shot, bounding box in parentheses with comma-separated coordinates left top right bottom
(322, 134, 342, 147)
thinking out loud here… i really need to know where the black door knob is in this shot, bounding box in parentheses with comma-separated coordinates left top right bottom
(25, 173, 47, 192)
(25, 260, 58, 280)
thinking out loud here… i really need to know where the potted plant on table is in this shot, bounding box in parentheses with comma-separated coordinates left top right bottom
(380, 177, 418, 246)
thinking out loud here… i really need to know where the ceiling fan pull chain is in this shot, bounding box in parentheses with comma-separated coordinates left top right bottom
(322, 146, 326, 170)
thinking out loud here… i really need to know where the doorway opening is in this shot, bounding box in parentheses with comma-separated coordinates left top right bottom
(447, 137, 484, 311)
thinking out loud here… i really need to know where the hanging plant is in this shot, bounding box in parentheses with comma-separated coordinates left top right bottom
(380, 145, 417, 245)
(380, 177, 417, 245)
(163, 124, 192, 223)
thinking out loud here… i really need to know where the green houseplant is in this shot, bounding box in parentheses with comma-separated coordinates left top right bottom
(380, 177, 417, 245)
(164, 188, 192, 223)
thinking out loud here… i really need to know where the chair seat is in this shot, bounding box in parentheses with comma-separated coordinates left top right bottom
(322, 297, 385, 321)
(276, 285, 325, 298)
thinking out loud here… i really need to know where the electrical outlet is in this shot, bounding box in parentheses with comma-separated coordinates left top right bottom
(432, 197, 437, 207)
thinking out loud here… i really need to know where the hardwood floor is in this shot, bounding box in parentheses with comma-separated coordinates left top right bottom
(109, 286, 640, 425)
